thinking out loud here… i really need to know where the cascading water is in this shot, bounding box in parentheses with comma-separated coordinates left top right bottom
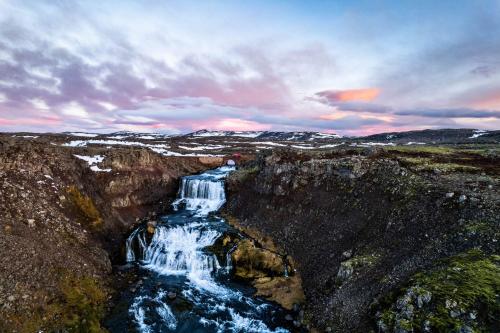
(106, 166, 291, 333)
(171, 166, 231, 216)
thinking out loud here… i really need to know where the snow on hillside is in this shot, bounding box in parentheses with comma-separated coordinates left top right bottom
(188, 130, 341, 141)
(191, 130, 263, 138)
(469, 130, 488, 139)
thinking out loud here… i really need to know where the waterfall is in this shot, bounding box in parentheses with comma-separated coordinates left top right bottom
(226, 243, 238, 274)
(141, 224, 221, 277)
(121, 166, 289, 333)
(125, 228, 148, 263)
(172, 178, 226, 215)
(171, 166, 233, 216)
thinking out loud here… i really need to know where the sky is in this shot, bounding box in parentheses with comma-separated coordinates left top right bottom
(0, 0, 499, 135)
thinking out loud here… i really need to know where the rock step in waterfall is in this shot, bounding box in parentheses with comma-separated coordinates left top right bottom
(119, 166, 291, 333)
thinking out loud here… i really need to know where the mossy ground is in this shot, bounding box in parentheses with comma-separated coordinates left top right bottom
(54, 273, 109, 332)
(345, 253, 381, 268)
(383, 145, 500, 175)
(397, 156, 480, 173)
(228, 165, 260, 185)
(66, 185, 103, 228)
(377, 250, 500, 332)
(385, 144, 499, 156)
(3, 271, 109, 333)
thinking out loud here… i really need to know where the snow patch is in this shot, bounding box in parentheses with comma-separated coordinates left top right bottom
(63, 139, 170, 149)
(74, 154, 105, 165)
(74, 154, 111, 172)
(192, 130, 263, 138)
(350, 142, 396, 147)
(310, 132, 341, 139)
(360, 142, 395, 146)
(68, 132, 99, 137)
(231, 131, 263, 138)
(150, 148, 224, 157)
(290, 145, 315, 149)
(319, 143, 343, 148)
(13, 135, 39, 138)
(469, 130, 488, 139)
(178, 145, 228, 151)
(250, 141, 287, 147)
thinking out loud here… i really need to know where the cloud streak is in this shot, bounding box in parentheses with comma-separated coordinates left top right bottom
(315, 88, 380, 102)
(395, 108, 500, 119)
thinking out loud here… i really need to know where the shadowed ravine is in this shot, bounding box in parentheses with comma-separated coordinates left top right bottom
(105, 166, 292, 332)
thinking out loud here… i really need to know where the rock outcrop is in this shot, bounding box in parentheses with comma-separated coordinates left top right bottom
(226, 148, 499, 332)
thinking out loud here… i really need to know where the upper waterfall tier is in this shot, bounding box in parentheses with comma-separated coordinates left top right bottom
(172, 166, 234, 216)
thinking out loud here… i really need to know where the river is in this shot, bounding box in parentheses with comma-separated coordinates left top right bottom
(105, 166, 291, 332)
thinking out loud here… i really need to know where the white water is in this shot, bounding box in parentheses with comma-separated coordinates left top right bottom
(123, 166, 289, 333)
(171, 166, 233, 216)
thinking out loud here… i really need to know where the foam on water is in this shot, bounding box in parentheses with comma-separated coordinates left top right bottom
(155, 290, 177, 330)
(123, 166, 289, 333)
(129, 296, 153, 333)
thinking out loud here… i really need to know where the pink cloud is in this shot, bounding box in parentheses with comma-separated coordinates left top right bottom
(0, 116, 61, 126)
(316, 88, 380, 103)
(470, 90, 500, 109)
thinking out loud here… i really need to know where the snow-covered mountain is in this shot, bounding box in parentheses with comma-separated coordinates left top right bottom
(188, 130, 264, 138)
(65, 131, 174, 140)
(185, 129, 341, 141)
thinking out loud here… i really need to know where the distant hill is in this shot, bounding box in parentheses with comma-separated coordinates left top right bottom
(184, 129, 341, 141)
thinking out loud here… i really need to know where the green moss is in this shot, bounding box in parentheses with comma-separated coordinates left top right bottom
(55, 274, 109, 332)
(230, 166, 260, 184)
(66, 185, 103, 227)
(416, 250, 499, 327)
(385, 144, 499, 157)
(7, 273, 109, 332)
(461, 146, 500, 158)
(398, 318, 413, 330)
(398, 156, 479, 173)
(464, 220, 500, 238)
(346, 253, 381, 269)
(386, 145, 458, 155)
(377, 250, 500, 332)
(334, 253, 381, 287)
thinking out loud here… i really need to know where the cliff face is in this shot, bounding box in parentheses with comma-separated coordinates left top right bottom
(0, 136, 215, 332)
(226, 148, 499, 332)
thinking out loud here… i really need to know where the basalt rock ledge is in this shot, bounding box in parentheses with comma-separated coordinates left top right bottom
(225, 148, 499, 332)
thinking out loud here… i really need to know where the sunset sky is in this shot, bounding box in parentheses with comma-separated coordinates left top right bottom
(1, 0, 499, 135)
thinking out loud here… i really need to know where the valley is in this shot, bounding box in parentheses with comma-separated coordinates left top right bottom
(0, 129, 498, 332)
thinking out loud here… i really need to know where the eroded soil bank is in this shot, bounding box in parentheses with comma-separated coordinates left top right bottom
(225, 147, 499, 332)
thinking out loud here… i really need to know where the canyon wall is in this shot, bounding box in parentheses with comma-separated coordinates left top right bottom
(226, 148, 499, 332)
(0, 136, 215, 332)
